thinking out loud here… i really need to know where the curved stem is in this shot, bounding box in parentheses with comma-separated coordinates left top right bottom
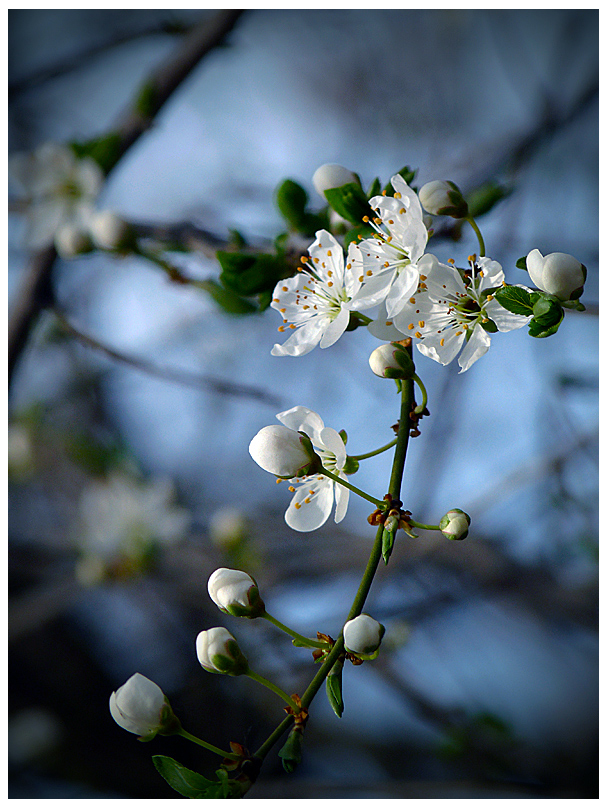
(412, 373, 428, 415)
(319, 467, 384, 508)
(252, 359, 416, 764)
(408, 520, 441, 531)
(349, 437, 398, 461)
(245, 670, 301, 712)
(177, 728, 239, 759)
(262, 612, 329, 649)
(466, 216, 486, 257)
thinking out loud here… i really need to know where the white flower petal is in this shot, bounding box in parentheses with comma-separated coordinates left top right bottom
(457, 325, 491, 372)
(417, 329, 464, 366)
(319, 305, 350, 348)
(285, 479, 333, 532)
(271, 317, 326, 357)
(385, 266, 421, 318)
(276, 406, 325, 444)
(319, 427, 346, 467)
(333, 477, 350, 523)
(484, 298, 532, 332)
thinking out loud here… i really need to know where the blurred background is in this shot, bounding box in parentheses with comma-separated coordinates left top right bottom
(8, 9, 598, 798)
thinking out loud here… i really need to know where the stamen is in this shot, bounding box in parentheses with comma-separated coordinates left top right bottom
(294, 503, 301, 509)
(394, 192, 402, 199)
(289, 486, 295, 492)
(327, 250, 332, 256)
(415, 331, 422, 338)
(276, 478, 282, 484)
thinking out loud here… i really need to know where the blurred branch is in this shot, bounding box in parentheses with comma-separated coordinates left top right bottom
(54, 309, 282, 406)
(8, 9, 246, 389)
(8, 15, 197, 98)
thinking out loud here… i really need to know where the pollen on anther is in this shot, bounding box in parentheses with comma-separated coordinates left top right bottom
(359, 276, 364, 282)
(415, 331, 422, 338)
(419, 274, 427, 281)
(487, 294, 494, 300)
(362, 215, 369, 223)
(289, 324, 296, 329)
(301, 255, 309, 263)
(448, 258, 455, 265)
(278, 326, 285, 332)
(282, 286, 289, 291)
(388, 219, 394, 224)
(382, 190, 387, 196)
(276, 478, 282, 484)
(440, 338, 445, 346)
(418, 320, 425, 327)
(386, 320, 393, 326)
(366, 270, 373, 276)
(327, 270, 333, 277)
(399, 208, 405, 214)
(384, 261, 389, 268)
(279, 308, 286, 313)
(408, 323, 414, 330)
(309, 489, 315, 495)
(409, 297, 416, 304)
(289, 486, 295, 492)
(304, 497, 311, 504)
(394, 192, 402, 199)
(294, 503, 302, 509)
(327, 250, 332, 256)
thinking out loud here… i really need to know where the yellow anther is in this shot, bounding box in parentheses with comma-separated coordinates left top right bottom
(327, 270, 333, 277)
(362, 215, 369, 223)
(487, 294, 494, 300)
(448, 258, 455, 265)
(303, 305, 310, 310)
(382, 190, 387, 196)
(289, 324, 296, 329)
(394, 192, 402, 199)
(359, 276, 364, 282)
(304, 497, 311, 504)
(366, 270, 373, 276)
(418, 320, 425, 327)
(388, 219, 394, 224)
(384, 261, 389, 268)
(278, 326, 285, 332)
(408, 323, 415, 330)
(289, 486, 296, 492)
(282, 286, 289, 291)
(419, 274, 427, 281)
(328, 281, 333, 287)
(386, 320, 393, 326)
(399, 208, 405, 214)
(327, 249, 332, 256)
(415, 331, 422, 338)
(346, 262, 351, 270)
(279, 308, 286, 313)
(276, 478, 282, 484)
(301, 255, 309, 263)
(294, 503, 301, 509)
(409, 297, 416, 304)
(440, 338, 445, 346)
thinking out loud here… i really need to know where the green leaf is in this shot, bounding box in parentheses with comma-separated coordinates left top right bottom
(276, 179, 309, 230)
(323, 182, 371, 224)
(527, 293, 564, 338)
(382, 529, 396, 564)
(367, 177, 381, 198)
(70, 133, 122, 175)
(278, 727, 304, 773)
(217, 252, 289, 297)
(343, 223, 374, 250)
(494, 285, 536, 316)
(152, 756, 217, 798)
(516, 256, 528, 271)
(326, 660, 344, 718)
(466, 181, 509, 219)
(202, 279, 257, 315)
(382, 165, 417, 194)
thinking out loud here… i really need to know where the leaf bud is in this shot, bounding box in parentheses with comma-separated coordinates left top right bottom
(89, 210, 135, 251)
(439, 508, 471, 540)
(312, 163, 358, 197)
(419, 180, 469, 218)
(249, 424, 320, 478)
(208, 568, 265, 618)
(109, 673, 180, 740)
(369, 343, 415, 379)
(54, 222, 93, 258)
(526, 249, 586, 301)
(278, 726, 304, 773)
(196, 627, 249, 676)
(343, 614, 385, 659)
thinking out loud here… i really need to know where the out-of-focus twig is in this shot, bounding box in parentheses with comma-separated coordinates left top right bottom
(54, 309, 282, 406)
(8, 9, 245, 389)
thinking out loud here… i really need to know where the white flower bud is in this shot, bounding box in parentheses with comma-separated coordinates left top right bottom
(369, 343, 415, 380)
(89, 210, 133, 251)
(526, 249, 586, 301)
(196, 627, 248, 675)
(439, 508, 470, 541)
(249, 424, 319, 478)
(109, 673, 177, 739)
(419, 180, 468, 218)
(343, 614, 385, 658)
(312, 163, 357, 197)
(54, 222, 93, 258)
(208, 568, 265, 618)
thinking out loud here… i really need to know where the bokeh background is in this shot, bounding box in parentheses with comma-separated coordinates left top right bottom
(8, 9, 598, 799)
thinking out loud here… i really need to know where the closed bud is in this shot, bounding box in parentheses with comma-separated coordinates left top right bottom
(249, 424, 320, 478)
(439, 508, 470, 540)
(208, 568, 265, 618)
(369, 343, 415, 379)
(196, 627, 248, 676)
(90, 210, 134, 251)
(312, 163, 358, 197)
(54, 222, 93, 258)
(526, 249, 586, 301)
(419, 180, 468, 218)
(109, 673, 180, 740)
(343, 614, 385, 659)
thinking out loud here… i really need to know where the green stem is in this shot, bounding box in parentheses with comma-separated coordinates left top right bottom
(245, 670, 301, 711)
(349, 437, 398, 461)
(408, 520, 441, 531)
(466, 216, 486, 257)
(252, 360, 416, 764)
(319, 467, 384, 508)
(262, 612, 329, 649)
(412, 373, 428, 415)
(177, 728, 239, 759)
(352, 312, 372, 325)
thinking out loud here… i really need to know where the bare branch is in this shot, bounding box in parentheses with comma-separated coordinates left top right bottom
(54, 309, 282, 407)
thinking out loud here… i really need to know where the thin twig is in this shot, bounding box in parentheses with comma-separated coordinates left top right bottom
(8, 9, 246, 388)
(54, 309, 281, 406)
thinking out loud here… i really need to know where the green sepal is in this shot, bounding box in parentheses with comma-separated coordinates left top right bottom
(342, 456, 359, 475)
(323, 182, 371, 224)
(339, 429, 348, 445)
(466, 181, 509, 219)
(494, 285, 536, 317)
(278, 727, 304, 773)
(382, 528, 396, 564)
(480, 319, 498, 333)
(152, 755, 243, 798)
(69, 133, 122, 175)
(217, 251, 289, 297)
(326, 658, 345, 718)
(515, 256, 528, 271)
(202, 279, 257, 315)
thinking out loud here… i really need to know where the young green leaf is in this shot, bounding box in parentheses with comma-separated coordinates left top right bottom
(323, 183, 371, 224)
(326, 659, 344, 718)
(494, 286, 537, 316)
(152, 755, 217, 798)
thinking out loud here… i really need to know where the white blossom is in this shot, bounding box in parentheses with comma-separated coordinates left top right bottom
(312, 163, 357, 197)
(9, 142, 103, 249)
(351, 174, 430, 319)
(270, 230, 366, 357)
(273, 406, 350, 532)
(391, 256, 532, 373)
(249, 424, 318, 477)
(208, 568, 265, 618)
(109, 673, 169, 739)
(90, 209, 133, 251)
(343, 614, 385, 656)
(526, 249, 586, 301)
(196, 627, 248, 675)
(439, 508, 471, 540)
